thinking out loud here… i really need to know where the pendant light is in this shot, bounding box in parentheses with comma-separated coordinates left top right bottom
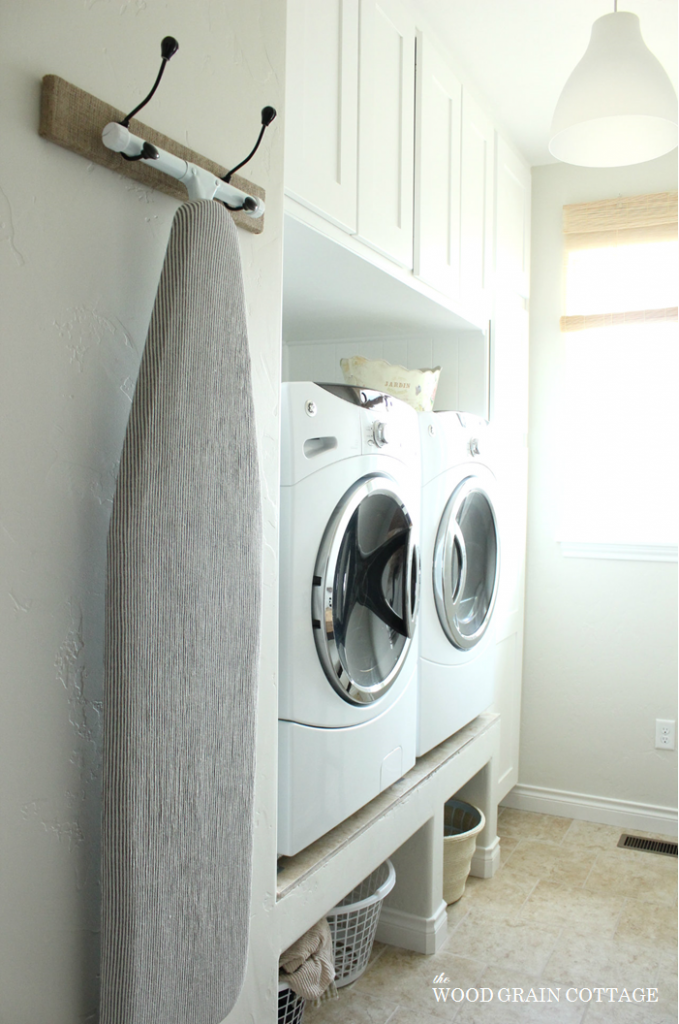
(549, 3, 678, 167)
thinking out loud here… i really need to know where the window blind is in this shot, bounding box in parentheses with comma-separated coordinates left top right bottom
(560, 190, 678, 332)
(556, 189, 678, 551)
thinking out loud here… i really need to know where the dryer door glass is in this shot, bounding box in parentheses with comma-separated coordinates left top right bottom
(433, 478, 499, 651)
(313, 475, 419, 705)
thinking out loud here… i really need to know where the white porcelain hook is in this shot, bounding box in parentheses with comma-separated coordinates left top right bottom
(102, 122, 265, 215)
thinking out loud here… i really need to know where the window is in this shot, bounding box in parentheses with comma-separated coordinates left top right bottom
(557, 191, 678, 559)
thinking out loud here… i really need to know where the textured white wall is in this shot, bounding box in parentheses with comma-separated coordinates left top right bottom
(522, 153, 678, 815)
(0, 3, 285, 1021)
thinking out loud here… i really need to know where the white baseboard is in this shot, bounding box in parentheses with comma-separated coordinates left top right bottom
(502, 784, 678, 836)
(375, 899, 448, 955)
(470, 836, 501, 878)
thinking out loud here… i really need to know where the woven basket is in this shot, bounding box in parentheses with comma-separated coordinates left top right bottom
(443, 799, 485, 904)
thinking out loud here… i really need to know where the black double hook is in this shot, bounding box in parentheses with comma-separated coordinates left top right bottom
(220, 105, 277, 211)
(118, 36, 178, 161)
(116, 36, 277, 207)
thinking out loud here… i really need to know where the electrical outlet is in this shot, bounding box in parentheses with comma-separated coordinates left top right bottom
(655, 719, 676, 750)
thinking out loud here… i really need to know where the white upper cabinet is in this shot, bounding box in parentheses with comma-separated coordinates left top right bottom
(414, 33, 462, 300)
(284, 0, 360, 233)
(356, 0, 416, 268)
(284, 0, 518, 331)
(460, 91, 495, 322)
(495, 135, 531, 299)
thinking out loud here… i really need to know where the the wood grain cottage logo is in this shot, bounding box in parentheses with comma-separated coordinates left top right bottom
(431, 976, 661, 1005)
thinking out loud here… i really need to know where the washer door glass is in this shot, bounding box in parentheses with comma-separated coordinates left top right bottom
(313, 475, 419, 705)
(433, 477, 499, 651)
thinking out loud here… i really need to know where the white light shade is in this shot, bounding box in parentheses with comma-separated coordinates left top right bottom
(549, 12, 678, 167)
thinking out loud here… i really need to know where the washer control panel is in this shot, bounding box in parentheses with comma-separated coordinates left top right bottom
(371, 420, 390, 447)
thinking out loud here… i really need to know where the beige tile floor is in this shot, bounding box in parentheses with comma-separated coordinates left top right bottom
(304, 809, 678, 1024)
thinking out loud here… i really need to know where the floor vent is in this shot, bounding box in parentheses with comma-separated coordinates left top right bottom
(617, 834, 678, 857)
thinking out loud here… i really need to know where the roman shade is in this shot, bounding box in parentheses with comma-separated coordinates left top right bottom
(560, 190, 678, 332)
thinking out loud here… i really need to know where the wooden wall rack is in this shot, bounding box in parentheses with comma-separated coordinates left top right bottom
(39, 75, 265, 234)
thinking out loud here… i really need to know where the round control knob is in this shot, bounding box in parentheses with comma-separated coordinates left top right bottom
(372, 420, 390, 447)
(469, 437, 481, 457)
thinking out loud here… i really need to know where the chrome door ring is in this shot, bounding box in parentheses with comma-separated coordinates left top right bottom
(312, 474, 418, 705)
(433, 477, 499, 651)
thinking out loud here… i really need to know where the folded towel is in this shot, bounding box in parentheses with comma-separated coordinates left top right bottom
(279, 918, 337, 1005)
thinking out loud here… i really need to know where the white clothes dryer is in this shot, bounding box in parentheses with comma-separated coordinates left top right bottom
(278, 382, 421, 856)
(417, 411, 500, 757)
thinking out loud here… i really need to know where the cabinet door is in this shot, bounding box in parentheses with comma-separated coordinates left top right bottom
(496, 136, 531, 299)
(414, 33, 462, 299)
(357, 0, 416, 268)
(460, 91, 495, 320)
(285, 0, 359, 233)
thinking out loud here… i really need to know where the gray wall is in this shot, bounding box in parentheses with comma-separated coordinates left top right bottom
(0, 3, 285, 1021)
(522, 153, 678, 816)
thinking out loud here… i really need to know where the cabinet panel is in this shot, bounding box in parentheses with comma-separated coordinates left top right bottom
(494, 445, 528, 637)
(357, 0, 416, 267)
(414, 34, 462, 299)
(496, 136, 531, 298)
(491, 138, 531, 439)
(491, 291, 529, 438)
(460, 91, 495, 319)
(285, 0, 359, 232)
(492, 632, 522, 801)
(492, 441, 528, 801)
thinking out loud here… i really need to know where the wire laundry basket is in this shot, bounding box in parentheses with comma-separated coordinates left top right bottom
(277, 982, 305, 1024)
(327, 859, 396, 987)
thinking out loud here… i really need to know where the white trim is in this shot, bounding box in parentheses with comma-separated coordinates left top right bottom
(502, 784, 678, 836)
(284, 188, 356, 236)
(470, 835, 501, 878)
(559, 541, 677, 562)
(375, 900, 448, 955)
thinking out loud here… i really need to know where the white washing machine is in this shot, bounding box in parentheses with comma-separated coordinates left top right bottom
(417, 411, 500, 757)
(278, 382, 421, 856)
